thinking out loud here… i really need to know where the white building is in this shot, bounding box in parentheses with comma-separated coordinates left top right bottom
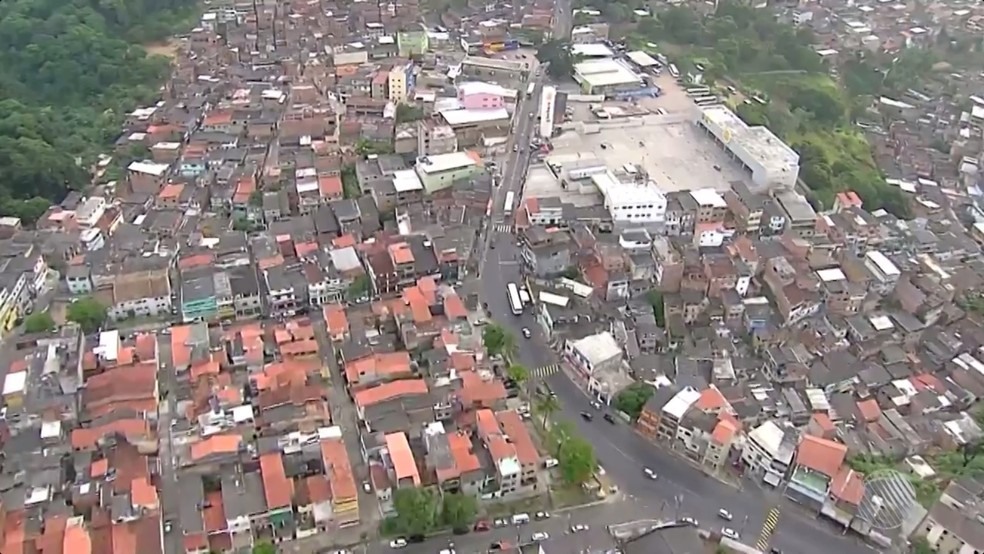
(74, 197, 107, 228)
(591, 171, 667, 231)
(863, 250, 900, 292)
(539, 85, 557, 139)
(740, 420, 796, 486)
(696, 106, 800, 191)
(573, 58, 644, 95)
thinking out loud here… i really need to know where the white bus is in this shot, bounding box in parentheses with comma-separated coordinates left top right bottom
(527, 82, 536, 96)
(503, 191, 515, 216)
(668, 64, 680, 78)
(506, 283, 523, 315)
(686, 86, 710, 95)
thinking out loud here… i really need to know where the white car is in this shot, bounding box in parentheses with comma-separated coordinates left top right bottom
(362, 481, 372, 493)
(717, 509, 733, 521)
(680, 516, 698, 527)
(531, 532, 549, 542)
(721, 527, 739, 540)
(643, 467, 658, 480)
(535, 511, 550, 520)
(389, 538, 407, 549)
(522, 327, 532, 338)
(571, 524, 589, 532)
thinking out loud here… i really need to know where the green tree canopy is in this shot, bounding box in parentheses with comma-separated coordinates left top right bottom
(614, 383, 656, 420)
(535, 393, 560, 427)
(440, 492, 477, 531)
(23, 312, 56, 334)
(482, 324, 516, 359)
(506, 364, 529, 384)
(66, 297, 108, 333)
(347, 274, 372, 301)
(646, 290, 665, 327)
(252, 542, 276, 554)
(392, 488, 439, 536)
(536, 40, 578, 79)
(395, 103, 425, 124)
(0, 0, 197, 219)
(558, 435, 597, 484)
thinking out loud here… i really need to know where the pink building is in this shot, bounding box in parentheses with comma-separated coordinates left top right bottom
(457, 81, 507, 109)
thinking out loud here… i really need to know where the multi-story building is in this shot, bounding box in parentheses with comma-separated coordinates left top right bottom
(414, 152, 481, 194)
(457, 82, 507, 110)
(417, 121, 458, 157)
(592, 171, 667, 232)
(740, 420, 797, 487)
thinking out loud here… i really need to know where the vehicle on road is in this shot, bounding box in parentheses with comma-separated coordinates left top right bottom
(511, 513, 530, 525)
(389, 538, 407, 549)
(603, 413, 616, 424)
(590, 400, 602, 410)
(513, 145, 518, 152)
(721, 528, 739, 540)
(571, 524, 589, 532)
(474, 520, 490, 532)
(531, 532, 549, 542)
(506, 283, 523, 316)
(680, 517, 698, 527)
(438, 549, 455, 554)
(535, 511, 550, 520)
(643, 467, 658, 480)
(503, 190, 515, 216)
(493, 518, 508, 528)
(580, 411, 593, 421)
(489, 541, 510, 551)
(362, 481, 371, 493)
(522, 327, 531, 338)
(543, 457, 559, 468)
(164, 521, 172, 533)
(717, 509, 733, 521)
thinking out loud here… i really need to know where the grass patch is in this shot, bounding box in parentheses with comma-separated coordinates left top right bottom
(549, 483, 594, 509)
(481, 495, 546, 517)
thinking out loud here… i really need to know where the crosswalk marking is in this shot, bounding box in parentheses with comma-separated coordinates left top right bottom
(530, 364, 560, 379)
(755, 506, 781, 551)
(492, 223, 513, 233)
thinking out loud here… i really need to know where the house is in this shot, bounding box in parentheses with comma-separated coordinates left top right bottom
(913, 477, 984, 553)
(563, 332, 623, 398)
(384, 431, 422, 489)
(321, 427, 359, 527)
(476, 409, 539, 498)
(423, 422, 488, 496)
(106, 270, 172, 321)
(520, 227, 573, 278)
(785, 435, 848, 511)
(740, 420, 797, 487)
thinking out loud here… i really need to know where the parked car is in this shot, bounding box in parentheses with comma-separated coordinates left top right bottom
(522, 327, 532, 338)
(603, 413, 616, 424)
(580, 411, 593, 421)
(535, 511, 550, 520)
(718, 509, 733, 521)
(680, 517, 698, 527)
(721, 528, 739, 540)
(493, 518, 508, 528)
(389, 538, 407, 549)
(571, 524, 589, 533)
(473, 520, 490, 532)
(531, 532, 549, 542)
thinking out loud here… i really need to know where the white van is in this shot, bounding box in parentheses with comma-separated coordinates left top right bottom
(543, 457, 559, 469)
(511, 513, 530, 525)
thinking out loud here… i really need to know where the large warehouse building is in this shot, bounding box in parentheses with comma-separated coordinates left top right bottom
(573, 58, 653, 97)
(696, 106, 800, 191)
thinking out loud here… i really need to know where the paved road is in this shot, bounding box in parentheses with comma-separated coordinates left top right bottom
(468, 5, 877, 554)
(368, 501, 646, 554)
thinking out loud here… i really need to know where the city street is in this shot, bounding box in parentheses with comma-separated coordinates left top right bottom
(368, 500, 648, 554)
(467, 3, 878, 554)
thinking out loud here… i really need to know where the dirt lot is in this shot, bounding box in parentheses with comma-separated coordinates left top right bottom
(145, 40, 181, 58)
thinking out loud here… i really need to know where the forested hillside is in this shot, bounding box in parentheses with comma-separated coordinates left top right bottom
(0, 0, 197, 223)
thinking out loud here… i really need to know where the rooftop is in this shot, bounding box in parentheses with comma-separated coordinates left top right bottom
(573, 58, 643, 88)
(416, 151, 481, 174)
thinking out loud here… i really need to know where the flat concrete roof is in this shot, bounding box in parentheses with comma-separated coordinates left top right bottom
(547, 114, 748, 193)
(522, 164, 602, 207)
(574, 58, 643, 88)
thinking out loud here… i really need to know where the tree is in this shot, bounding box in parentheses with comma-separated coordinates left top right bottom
(506, 364, 529, 384)
(23, 312, 56, 333)
(535, 393, 560, 427)
(482, 324, 516, 360)
(440, 492, 477, 531)
(396, 103, 426, 124)
(909, 537, 933, 554)
(347, 274, 372, 301)
(341, 165, 360, 199)
(536, 40, 578, 79)
(614, 382, 656, 420)
(66, 297, 107, 334)
(546, 420, 575, 456)
(252, 542, 276, 554)
(646, 290, 665, 327)
(393, 488, 440, 535)
(558, 435, 597, 484)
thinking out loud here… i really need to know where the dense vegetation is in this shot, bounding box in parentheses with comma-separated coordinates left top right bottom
(0, 0, 197, 222)
(625, 3, 910, 216)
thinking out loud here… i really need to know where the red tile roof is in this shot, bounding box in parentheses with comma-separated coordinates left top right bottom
(796, 435, 847, 478)
(384, 432, 421, 486)
(353, 378, 428, 408)
(497, 410, 538, 465)
(260, 452, 294, 510)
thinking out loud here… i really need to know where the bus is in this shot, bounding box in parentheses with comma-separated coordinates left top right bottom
(503, 191, 515, 216)
(668, 64, 680, 78)
(686, 86, 710, 96)
(506, 283, 523, 315)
